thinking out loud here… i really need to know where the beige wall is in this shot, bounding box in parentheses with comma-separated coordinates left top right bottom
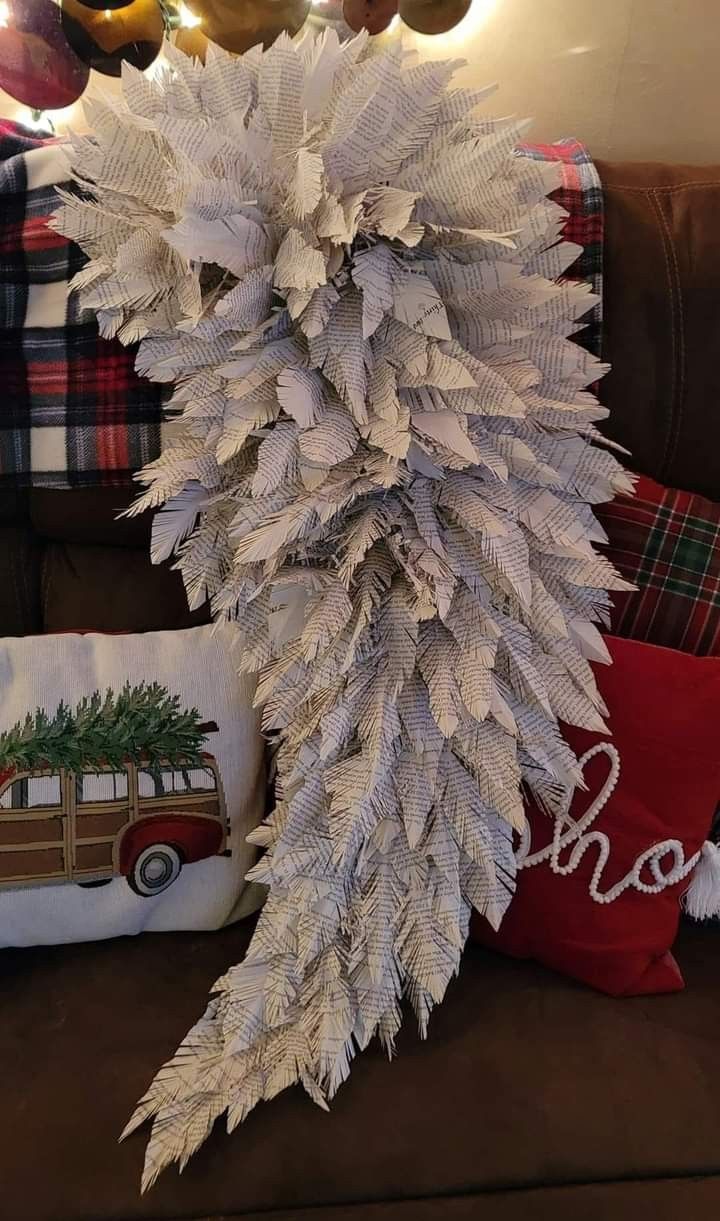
(2, 0, 719, 163)
(405, 0, 720, 163)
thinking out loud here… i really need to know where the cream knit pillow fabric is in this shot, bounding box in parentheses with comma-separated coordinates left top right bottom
(0, 624, 265, 946)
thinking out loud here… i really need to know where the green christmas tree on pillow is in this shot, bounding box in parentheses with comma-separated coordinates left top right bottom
(0, 683, 212, 775)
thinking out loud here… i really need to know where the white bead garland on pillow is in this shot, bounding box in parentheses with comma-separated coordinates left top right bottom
(517, 742, 720, 916)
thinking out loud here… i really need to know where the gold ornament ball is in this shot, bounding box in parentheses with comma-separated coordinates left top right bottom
(185, 0, 311, 55)
(61, 0, 166, 75)
(174, 24, 211, 60)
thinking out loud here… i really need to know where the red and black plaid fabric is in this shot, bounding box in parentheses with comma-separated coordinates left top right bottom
(597, 473, 720, 657)
(0, 120, 164, 489)
(1, 126, 602, 488)
(519, 138, 604, 358)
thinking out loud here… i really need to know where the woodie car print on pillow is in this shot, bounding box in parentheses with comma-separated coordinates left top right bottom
(0, 714, 230, 898)
(0, 625, 265, 946)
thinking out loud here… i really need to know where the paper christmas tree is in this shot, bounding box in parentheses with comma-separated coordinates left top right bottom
(52, 30, 633, 1188)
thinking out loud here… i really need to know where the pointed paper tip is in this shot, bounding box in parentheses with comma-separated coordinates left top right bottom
(140, 1159, 161, 1196)
(119, 1108, 146, 1143)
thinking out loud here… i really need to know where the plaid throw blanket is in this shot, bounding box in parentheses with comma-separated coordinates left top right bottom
(0, 125, 603, 488)
(0, 120, 165, 489)
(520, 137, 604, 359)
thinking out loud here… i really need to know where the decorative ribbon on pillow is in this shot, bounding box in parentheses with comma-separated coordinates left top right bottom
(684, 841, 720, 920)
(517, 742, 720, 918)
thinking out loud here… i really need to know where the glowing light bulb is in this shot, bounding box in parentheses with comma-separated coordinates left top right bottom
(177, 1, 202, 27)
(0, 0, 11, 28)
(15, 101, 83, 136)
(24, 109, 55, 134)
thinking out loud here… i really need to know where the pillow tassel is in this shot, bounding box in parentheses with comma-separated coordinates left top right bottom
(684, 841, 720, 921)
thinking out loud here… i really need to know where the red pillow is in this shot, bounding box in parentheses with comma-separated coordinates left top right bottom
(471, 636, 720, 996)
(596, 474, 720, 656)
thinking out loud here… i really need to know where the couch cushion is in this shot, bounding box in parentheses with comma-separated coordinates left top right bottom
(0, 490, 30, 525)
(0, 488, 210, 636)
(0, 920, 717, 1221)
(41, 541, 207, 634)
(29, 487, 151, 547)
(598, 160, 720, 500)
(0, 525, 41, 636)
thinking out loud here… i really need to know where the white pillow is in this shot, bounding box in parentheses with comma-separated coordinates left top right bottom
(0, 625, 265, 946)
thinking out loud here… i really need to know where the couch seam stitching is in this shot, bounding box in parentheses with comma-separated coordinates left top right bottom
(118, 1171, 720, 1221)
(42, 548, 53, 629)
(647, 189, 683, 481)
(652, 188, 687, 478)
(606, 183, 720, 193)
(10, 535, 23, 628)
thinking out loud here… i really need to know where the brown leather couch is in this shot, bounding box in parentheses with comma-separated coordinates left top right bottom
(1, 160, 719, 1220)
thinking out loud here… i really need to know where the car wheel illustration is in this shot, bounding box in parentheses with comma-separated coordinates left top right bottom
(129, 843, 183, 897)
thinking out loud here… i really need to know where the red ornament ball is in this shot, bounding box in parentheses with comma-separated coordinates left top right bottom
(0, 0, 89, 110)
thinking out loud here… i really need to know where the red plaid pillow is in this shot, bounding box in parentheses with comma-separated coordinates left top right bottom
(597, 474, 720, 657)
